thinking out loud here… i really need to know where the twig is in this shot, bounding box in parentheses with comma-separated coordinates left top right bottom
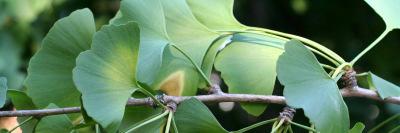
(0, 87, 399, 117)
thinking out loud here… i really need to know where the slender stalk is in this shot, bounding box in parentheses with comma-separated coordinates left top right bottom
(331, 62, 351, 79)
(389, 125, 400, 133)
(124, 110, 170, 133)
(249, 27, 346, 64)
(351, 29, 390, 65)
(231, 118, 277, 133)
(8, 116, 34, 133)
(170, 44, 212, 86)
(288, 126, 294, 133)
(95, 124, 100, 133)
(283, 126, 289, 133)
(368, 113, 400, 133)
(320, 64, 336, 71)
(271, 119, 285, 133)
(165, 111, 174, 133)
(288, 121, 316, 132)
(309, 124, 315, 133)
(356, 72, 369, 77)
(172, 116, 179, 133)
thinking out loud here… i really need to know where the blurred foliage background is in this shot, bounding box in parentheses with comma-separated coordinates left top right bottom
(0, 0, 399, 132)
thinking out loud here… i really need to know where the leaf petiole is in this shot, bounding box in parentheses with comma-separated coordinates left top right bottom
(8, 116, 34, 133)
(169, 44, 212, 86)
(164, 111, 174, 133)
(271, 119, 285, 133)
(368, 113, 400, 133)
(123, 110, 170, 133)
(350, 29, 390, 65)
(288, 120, 316, 132)
(231, 118, 277, 133)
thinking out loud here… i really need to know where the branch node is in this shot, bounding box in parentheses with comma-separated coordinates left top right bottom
(166, 101, 177, 112)
(341, 68, 358, 90)
(278, 107, 296, 124)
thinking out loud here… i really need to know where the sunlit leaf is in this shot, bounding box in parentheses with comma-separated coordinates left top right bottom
(116, 0, 220, 95)
(277, 40, 349, 133)
(0, 77, 7, 108)
(349, 122, 365, 133)
(25, 8, 95, 109)
(35, 103, 73, 133)
(215, 41, 284, 116)
(186, 0, 246, 31)
(365, 0, 400, 30)
(73, 22, 140, 132)
(175, 98, 228, 133)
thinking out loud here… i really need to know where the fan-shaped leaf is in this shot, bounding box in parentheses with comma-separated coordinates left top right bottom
(0, 77, 7, 108)
(25, 8, 95, 109)
(365, 0, 400, 30)
(277, 40, 349, 133)
(35, 103, 73, 133)
(73, 22, 140, 132)
(175, 98, 228, 133)
(360, 72, 400, 99)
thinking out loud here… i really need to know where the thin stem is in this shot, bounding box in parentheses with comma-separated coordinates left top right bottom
(288, 121, 316, 132)
(351, 29, 390, 65)
(170, 44, 212, 86)
(172, 116, 179, 133)
(389, 125, 400, 133)
(271, 119, 285, 133)
(9, 116, 34, 133)
(368, 113, 400, 133)
(249, 27, 346, 64)
(165, 111, 174, 133)
(124, 110, 170, 133)
(95, 124, 100, 133)
(356, 72, 369, 77)
(320, 64, 336, 71)
(288, 125, 294, 133)
(309, 124, 315, 133)
(331, 62, 351, 79)
(283, 126, 289, 133)
(232, 118, 277, 133)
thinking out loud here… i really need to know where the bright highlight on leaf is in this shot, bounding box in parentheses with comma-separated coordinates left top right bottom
(277, 40, 349, 133)
(73, 22, 140, 132)
(25, 8, 95, 109)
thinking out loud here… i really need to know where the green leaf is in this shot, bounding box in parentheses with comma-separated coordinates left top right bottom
(175, 98, 228, 133)
(277, 40, 349, 133)
(35, 103, 73, 133)
(365, 72, 400, 99)
(186, 0, 246, 31)
(348, 122, 365, 133)
(120, 106, 164, 133)
(215, 41, 283, 116)
(0, 32, 24, 89)
(116, 0, 220, 95)
(25, 8, 95, 109)
(73, 22, 140, 133)
(0, 77, 7, 108)
(364, 0, 400, 30)
(7, 89, 36, 110)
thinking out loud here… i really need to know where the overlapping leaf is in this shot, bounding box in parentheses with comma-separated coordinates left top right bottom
(115, 0, 220, 95)
(0, 77, 6, 108)
(359, 72, 400, 99)
(73, 22, 140, 132)
(175, 98, 228, 133)
(215, 41, 283, 116)
(7, 90, 38, 133)
(277, 40, 349, 133)
(25, 8, 95, 109)
(35, 104, 73, 133)
(365, 0, 400, 30)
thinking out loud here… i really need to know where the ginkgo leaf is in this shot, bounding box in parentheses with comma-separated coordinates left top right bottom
(35, 103, 73, 133)
(0, 77, 7, 108)
(175, 98, 228, 133)
(73, 22, 140, 132)
(362, 72, 400, 99)
(365, 0, 400, 30)
(115, 0, 220, 95)
(120, 107, 164, 133)
(25, 8, 95, 109)
(186, 0, 247, 31)
(215, 41, 283, 116)
(277, 40, 349, 133)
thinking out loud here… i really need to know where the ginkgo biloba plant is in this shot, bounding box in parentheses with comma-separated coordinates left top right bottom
(0, 0, 399, 133)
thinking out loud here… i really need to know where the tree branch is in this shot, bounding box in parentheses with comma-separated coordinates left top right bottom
(0, 87, 398, 117)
